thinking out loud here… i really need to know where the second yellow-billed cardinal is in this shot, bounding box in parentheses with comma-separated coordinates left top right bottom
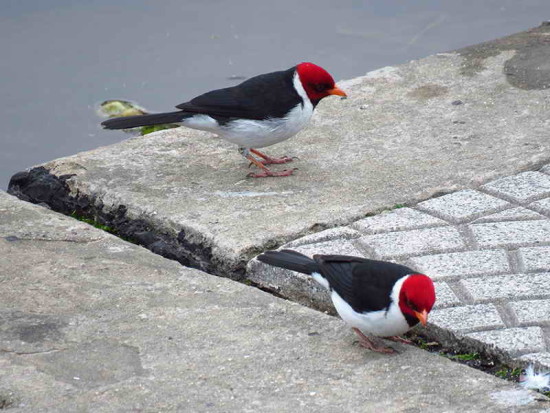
(101, 62, 347, 178)
(257, 249, 436, 354)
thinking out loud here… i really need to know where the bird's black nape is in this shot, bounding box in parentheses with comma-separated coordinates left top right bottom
(256, 249, 319, 275)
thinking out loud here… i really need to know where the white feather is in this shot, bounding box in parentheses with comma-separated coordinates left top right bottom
(311, 272, 330, 290)
(181, 71, 313, 149)
(520, 365, 550, 391)
(330, 275, 411, 337)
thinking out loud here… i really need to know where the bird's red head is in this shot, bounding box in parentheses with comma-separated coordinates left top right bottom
(296, 62, 347, 103)
(398, 274, 436, 326)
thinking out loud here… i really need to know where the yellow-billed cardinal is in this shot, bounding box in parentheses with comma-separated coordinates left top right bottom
(101, 62, 346, 178)
(257, 249, 436, 354)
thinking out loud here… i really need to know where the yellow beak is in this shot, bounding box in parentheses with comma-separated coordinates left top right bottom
(414, 310, 428, 326)
(327, 86, 347, 97)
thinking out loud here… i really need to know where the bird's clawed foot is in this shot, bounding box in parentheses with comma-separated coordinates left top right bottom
(385, 336, 412, 345)
(250, 149, 296, 165)
(353, 328, 396, 354)
(258, 155, 296, 165)
(242, 148, 298, 178)
(247, 168, 298, 178)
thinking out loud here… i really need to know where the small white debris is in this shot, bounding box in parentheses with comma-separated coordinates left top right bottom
(108, 246, 127, 253)
(73, 377, 80, 380)
(519, 365, 550, 391)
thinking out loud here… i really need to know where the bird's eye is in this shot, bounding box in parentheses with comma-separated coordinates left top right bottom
(313, 83, 329, 93)
(406, 300, 417, 311)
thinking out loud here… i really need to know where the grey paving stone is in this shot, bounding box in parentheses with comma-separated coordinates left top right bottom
(430, 304, 505, 332)
(509, 299, 550, 325)
(409, 250, 510, 280)
(461, 273, 550, 302)
(482, 171, 550, 203)
(528, 197, 550, 216)
(284, 227, 361, 248)
(520, 352, 550, 367)
(470, 221, 550, 248)
(358, 226, 465, 259)
(518, 246, 550, 272)
(291, 239, 364, 257)
(351, 208, 446, 235)
(417, 190, 509, 223)
(540, 164, 550, 175)
(433, 282, 462, 308)
(467, 327, 546, 355)
(472, 207, 546, 223)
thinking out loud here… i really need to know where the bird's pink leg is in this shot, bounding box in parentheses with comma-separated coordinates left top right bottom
(352, 328, 396, 354)
(250, 148, 295, 165)
(385, 336, 412, 345)
(245, 154, 297, 178)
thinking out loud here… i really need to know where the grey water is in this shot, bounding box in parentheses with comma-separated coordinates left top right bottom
(1, 0, 548, 189)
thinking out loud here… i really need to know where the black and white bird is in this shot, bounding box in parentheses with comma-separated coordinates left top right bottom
(101, 62, 346, 178)
(257, 249, 436, 353)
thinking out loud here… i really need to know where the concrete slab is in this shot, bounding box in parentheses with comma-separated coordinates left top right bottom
(8, 25, 550, 278)
(2, 191, 547, 411)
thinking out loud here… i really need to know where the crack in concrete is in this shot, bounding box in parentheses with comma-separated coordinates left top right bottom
(2, 236, 101, 244)
(0, 347, 66, 356)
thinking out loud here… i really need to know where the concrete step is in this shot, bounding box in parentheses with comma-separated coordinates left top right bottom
(0, 191, 547, 411)
(8, 24, 550, 280)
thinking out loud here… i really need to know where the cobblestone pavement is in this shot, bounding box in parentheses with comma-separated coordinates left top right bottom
(248, 165, 550, 368)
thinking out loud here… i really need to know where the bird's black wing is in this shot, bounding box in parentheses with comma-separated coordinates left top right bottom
(313, 255, 415, 313)
(175, 67, 302, 120)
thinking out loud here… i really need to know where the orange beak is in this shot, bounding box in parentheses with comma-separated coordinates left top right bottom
(327, 86, 347, 97)
(414, 310, 428, 326)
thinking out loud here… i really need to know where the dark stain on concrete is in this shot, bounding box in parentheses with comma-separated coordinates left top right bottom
(1, 312, 67, 345)
(407, 84, 449, 100)
(30, 340, 145, 388)
(504, 44, 550, 89)
(17, 323, 62, 344)
(457, 22, 550, 90)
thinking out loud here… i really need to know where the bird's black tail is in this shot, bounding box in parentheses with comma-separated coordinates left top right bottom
(101, 111, 190, 130)
(256, 249, 320, 275)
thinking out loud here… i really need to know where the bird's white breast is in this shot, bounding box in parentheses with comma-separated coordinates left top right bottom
(330, 276, 411, 337)
(181, 72, 313, 149)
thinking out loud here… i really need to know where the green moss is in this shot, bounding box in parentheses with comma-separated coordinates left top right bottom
(407, 334, 440, 351)
(495, 367, 522, 380)
(140, 124, 179, 135)
(392, 203, 406, 209)
(448, 353, 480, 361)
(70, 212, 117, 235)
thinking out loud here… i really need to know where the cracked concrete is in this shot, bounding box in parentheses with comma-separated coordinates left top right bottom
(8, 24, 550, 279)
(2, 191, 547, 411)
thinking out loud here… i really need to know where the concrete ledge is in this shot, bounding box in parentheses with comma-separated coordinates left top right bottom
(3, 191, 547, 411)
(8, 25, 550, 279)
